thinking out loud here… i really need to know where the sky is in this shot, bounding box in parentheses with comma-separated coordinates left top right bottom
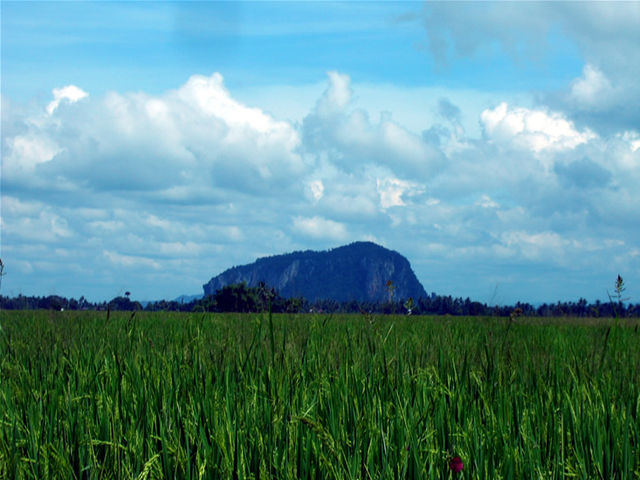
(1, 1, 639, 305)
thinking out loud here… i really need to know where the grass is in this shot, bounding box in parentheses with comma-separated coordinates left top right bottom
(1, 310, 639, 479)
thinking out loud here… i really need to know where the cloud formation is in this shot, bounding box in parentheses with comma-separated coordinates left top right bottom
(293, 216, 348, 241)
(5, 73, 305, 197)
(420, 2, 640, 135)
(2, 70, 639, 303)
(481, 102, 596, 154)
(47, 85, 89, 114)
(569, 64, 613, 108)
(302, 71, 443, 179)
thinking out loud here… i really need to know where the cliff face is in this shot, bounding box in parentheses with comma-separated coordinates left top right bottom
(203, 242, 427, 302)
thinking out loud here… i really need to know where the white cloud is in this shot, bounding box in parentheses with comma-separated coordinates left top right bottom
(87, 220, 125, 234)
(420, 3, 640, 134)
(156, 241, 202, 256)
(177, 73, 298, 144)
(144, 214, 174, 231)
(376, 177, 418, 209)
(308, 180, 324, 202)
(569, 64, 613, 107)
(476, 195, 499, 209)
(47, 85, 88, 114)
(2, 71, 640, 303)
(499, 230, 571, 262)
(103, 250, 161, 269)
(303, 72, 442, 179)
(3, 209, 73, 242)
(318, 187, 380, 220)
(380, 121, 433, 167)
(1, 196, 45, 216)
(316, 71, 353, 116)
(292, 216, 348, 241)
(620, 131, 640, 153)
(4, 134, 60, 174)
(3, 73, 307, 196)
(481, 102, 596, 153)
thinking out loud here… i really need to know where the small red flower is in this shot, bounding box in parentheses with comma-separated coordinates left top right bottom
(449, 456, 464, 473)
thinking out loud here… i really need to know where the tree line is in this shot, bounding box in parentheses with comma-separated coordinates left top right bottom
(1, 281, 638, 317)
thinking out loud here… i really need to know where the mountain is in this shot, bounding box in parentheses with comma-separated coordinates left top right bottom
(202, 241, 427, 303)
(174, 294, 204, 303)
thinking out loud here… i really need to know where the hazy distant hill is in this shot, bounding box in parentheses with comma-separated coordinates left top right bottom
(174, 294, 204, 303)
(203, 241, 427, 303)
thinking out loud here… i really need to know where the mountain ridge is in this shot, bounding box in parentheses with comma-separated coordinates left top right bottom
(203, 241, 427, 303)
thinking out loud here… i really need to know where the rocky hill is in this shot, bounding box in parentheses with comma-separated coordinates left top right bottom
(202, 241, 427, 302)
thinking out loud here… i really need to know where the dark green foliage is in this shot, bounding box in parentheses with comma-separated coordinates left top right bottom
(108, 296, 143, 311)
(2, 291, 640, 317)
(195, 282, 304, 313)
(210, 282, 262, 312)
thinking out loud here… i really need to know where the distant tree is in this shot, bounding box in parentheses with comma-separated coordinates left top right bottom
(608, 274, 630, 318)
(213, 283, 260, 312)
(109, 296, 142, 311)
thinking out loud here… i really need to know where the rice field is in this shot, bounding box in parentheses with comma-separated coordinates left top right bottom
(1, 310, 639, 479)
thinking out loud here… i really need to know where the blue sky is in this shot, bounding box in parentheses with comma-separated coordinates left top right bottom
(2, 1, 639, 304)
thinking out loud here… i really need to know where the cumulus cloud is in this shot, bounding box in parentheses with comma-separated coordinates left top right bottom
(176, 73, 300, 148)
(2, 70, 640, 303)
(303, 71, 443, 178)
(560, 64, 639, 135)
(376, 177, 421, 209)
(420, 2, 640, 134)
(4, 73, 306, 196)
(307, 179, 324, 202)
(2, 206, 73, 242)
(481, 102, 596, 154)
(47, 85, 88, 114)
(499, 230, 572, 263)
(4, 133, 60, 174)
(316, 71, 353, 115)
(476, 195, 499, 209)
(292, 216, 348, 241)
(2, 74, 321, 298)
(569, 64, 613, 108)
(309, 170, 380, 220)
(620, 131, 640, 153)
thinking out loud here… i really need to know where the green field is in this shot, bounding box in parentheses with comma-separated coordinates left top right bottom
(1, 311, 639, 479)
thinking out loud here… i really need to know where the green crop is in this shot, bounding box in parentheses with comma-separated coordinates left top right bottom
(1, 310, 639, 479)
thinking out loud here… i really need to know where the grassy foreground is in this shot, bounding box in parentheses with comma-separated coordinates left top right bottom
(1, 311, 639, 479)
